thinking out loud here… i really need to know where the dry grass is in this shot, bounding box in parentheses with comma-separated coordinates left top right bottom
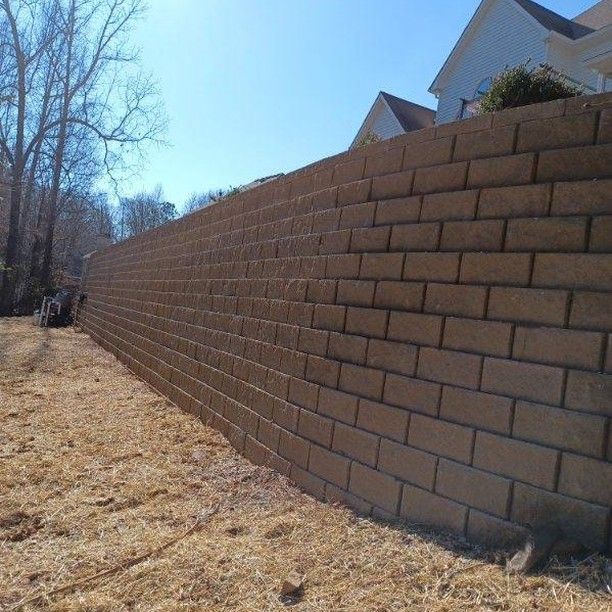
(0, 317, 610, 611)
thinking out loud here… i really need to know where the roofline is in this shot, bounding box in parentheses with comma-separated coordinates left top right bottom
(349, 91, 404, 149)
(428, 0, 556, 95)
(349, 93, 384, 149)
(549, 21, 612, 47)
(428, 0, 490, 95)
(380, 91, 436, 114)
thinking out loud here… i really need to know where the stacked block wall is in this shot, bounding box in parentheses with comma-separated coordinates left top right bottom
(79, 93, 612, 551)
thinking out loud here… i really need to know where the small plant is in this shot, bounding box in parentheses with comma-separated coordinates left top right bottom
(355, 131, 381, 148)
(478, 63, 582, 114)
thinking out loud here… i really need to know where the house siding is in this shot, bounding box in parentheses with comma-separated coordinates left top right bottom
(352, 98, 405, 149)
(367, 102, 405, 142)
(435, 0, 547, 124)
(547, 44, 598, 92)
(548, 36, 609, 93)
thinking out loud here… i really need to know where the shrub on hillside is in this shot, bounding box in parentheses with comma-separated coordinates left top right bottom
(478, 63, 582, 114)
(355, 131, 381, 148)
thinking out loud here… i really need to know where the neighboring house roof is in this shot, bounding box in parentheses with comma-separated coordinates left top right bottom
(350, 91, 435, 149)
(514, 0, 594, 39)
(379, 92, 436, 133)
(573, 0, 612, 30)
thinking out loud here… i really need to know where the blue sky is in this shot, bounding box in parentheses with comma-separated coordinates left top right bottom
(129, 0, 594, 208)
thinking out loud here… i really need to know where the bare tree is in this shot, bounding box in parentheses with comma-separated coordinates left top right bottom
(0, 0, 57, 314)
(119, 184, 175, 238)
(0, 0, 165, 315)
(183, 186, 240, 215)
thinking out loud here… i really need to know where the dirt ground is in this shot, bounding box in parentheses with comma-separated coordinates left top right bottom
(0, 317, 610, 611)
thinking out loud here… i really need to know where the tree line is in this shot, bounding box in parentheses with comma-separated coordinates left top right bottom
(0, 0, 164, 315)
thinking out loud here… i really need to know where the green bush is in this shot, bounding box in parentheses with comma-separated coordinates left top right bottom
(355, 131, 381, 148)
(478, 63, 582, 114)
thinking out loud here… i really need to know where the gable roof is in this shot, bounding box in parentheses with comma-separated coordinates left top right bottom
(514, 0, 594, 39)
(573, 0, 612, 30)
(350, 91, 435, 149)
(379, 92, 435, 132)
(429, 0, 599, 94)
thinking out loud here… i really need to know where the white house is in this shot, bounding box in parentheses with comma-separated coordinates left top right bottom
(350, 91, 435, 149)
(429, 0, 612, 124)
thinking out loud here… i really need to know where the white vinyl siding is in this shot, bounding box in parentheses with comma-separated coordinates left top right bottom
(547, 34, 607, 93)
(435, 0, 547, 124)
(547, 43, 599, 92)
(368, 102, 404, 140)
(351, 97, 405, 148)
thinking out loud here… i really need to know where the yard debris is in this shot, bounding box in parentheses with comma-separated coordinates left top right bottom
(10, 505, 219, 610)
(84, 495, 115, 507)
(1, 318, 610, 611)
(506, 525, 589, 575)
(506, 525, 561, 574)
(0, 510, 44, 542)
(280, 571, 304, 597)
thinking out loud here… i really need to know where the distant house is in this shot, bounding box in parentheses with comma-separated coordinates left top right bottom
(349, 91, 435, 149)
(429, 0, 612, 124)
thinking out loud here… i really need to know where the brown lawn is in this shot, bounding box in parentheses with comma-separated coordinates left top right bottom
(0, 317, 610, 611)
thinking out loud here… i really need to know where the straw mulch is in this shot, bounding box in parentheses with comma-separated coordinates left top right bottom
(0, 317, 610, 611)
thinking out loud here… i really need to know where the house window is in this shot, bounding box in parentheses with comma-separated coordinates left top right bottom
(475, 77, 493, 97)
(459, 77, 493, 119)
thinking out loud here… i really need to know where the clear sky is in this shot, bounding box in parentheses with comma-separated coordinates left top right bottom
(129, 0, 595, 209)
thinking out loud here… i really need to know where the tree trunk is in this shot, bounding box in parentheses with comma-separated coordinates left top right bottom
(0, 174, 23, 315)
(0, 0, 27, 315)
(28, 190, 46, 284)
(39, 203, 56, 291)
(40, 0, 74, 294)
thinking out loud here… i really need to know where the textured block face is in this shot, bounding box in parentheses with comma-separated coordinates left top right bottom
(436, 459, 512, 517)
(516, 112, 598, 153)
(79, 92, 612, 554)
(332, 423, 379, 466)
(375, 196, 421, 225)
(512, 327, 603, 370)
(439, 386, 513, 435)
(443, 317, 512, 358)
(424, 283, 487, 318)
(551, 178, 612, 216)
(349, 462, 402, 514)
(532, 254, 612, 291)
(481, 358, 564, 406)
(374, 281, 423, 311)
(487, 287, 569, 327)
(472, 431, 559, 490)
(378, 439, 437, 490)
(413, 162, 468, 195)
(478, 183, 550, 219)
(400, 484, 468, 533)
(512, 401, 607, 457)
(440, 219, 504, 251)
(421, 189, 478, 221)
(364, 147, 403, 178)
(505, 217, 588, 252)
(537, 143, 612, 183)
(467, 153, 535, 188)
(390, 222, 440, 252)
(454, 125, 516, 161)
(403, 137, 454, 169)
(371, 170, 414, 200)
(356, 399, 409, 442)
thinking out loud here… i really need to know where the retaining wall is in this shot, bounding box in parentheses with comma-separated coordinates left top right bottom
(78, 93, 612, 552)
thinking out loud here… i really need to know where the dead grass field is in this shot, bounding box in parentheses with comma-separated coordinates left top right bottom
(0, 317, 610, 611)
